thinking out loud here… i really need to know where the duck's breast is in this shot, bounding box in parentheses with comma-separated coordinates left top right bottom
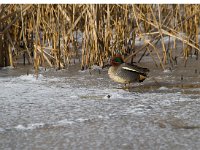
(108, 66, 139, 83)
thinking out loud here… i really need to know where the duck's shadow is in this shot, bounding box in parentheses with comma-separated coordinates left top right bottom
(117, 82, 200, 94)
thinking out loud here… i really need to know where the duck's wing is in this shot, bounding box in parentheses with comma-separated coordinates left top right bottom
(121, 63, 149, 76)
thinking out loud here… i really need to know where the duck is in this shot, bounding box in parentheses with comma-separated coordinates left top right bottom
(108, 54, 149, 86)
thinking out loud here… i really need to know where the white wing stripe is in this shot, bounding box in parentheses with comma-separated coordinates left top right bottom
(122, 67, 139, 72)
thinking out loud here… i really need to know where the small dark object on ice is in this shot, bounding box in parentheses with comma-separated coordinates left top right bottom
(181, 75, 183, 81)
(146, 106, 153, 109)
(107, 95, 111, 98)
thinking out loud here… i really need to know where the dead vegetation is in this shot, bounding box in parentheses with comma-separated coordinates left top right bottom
(0, 4, 200, 75)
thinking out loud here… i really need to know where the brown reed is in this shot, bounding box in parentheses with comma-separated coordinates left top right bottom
(0, 4, 200, 74)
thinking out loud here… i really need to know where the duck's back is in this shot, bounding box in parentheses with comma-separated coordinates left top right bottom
(121, 63, 150, 76)
(117, 63, 142, 82)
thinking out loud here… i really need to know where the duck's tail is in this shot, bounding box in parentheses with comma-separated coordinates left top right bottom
(139, 74, 148, 82)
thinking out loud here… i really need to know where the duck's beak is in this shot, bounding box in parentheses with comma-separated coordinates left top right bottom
(102, 64, 111, 69)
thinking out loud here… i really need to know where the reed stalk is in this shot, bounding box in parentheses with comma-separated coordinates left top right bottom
(0, 4, 200, 72)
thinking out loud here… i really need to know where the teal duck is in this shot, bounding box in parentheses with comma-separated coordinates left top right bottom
(108, 54, 149, 85)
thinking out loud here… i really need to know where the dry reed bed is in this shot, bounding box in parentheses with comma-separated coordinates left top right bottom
(0, 4, 200, 74)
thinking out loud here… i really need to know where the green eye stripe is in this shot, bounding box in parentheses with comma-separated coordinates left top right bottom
(114, 57, 123, 63)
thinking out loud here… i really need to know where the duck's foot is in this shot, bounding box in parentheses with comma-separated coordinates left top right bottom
(115, 84, 136, 91)
(123, 84, 143, 92)
(122, 85, 133, 91)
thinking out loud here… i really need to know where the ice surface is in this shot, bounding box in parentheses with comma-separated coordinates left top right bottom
(0, 65, 200, 150)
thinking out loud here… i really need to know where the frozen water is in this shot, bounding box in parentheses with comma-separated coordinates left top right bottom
(0, 63, 200, 150)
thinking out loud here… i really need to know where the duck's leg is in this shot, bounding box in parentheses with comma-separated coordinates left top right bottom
(122, 83, 127, 90)
(122, 82, 131, 90)
(127, 82, 131, 90)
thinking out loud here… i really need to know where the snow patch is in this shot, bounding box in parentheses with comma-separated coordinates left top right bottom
(70, 95, 79, 99)
(125, 104, 148, 115)
(14, 123, 45, 131)
(90, 65, 102, 70)
(76, 118, 88, 122)
(163, 69, 172, 73)
(159, 87, 168, 90)
(17, 74, 44, 82)
(0, 66, 14, 70)
(175, 97, 188, 102)
(57, 119, 74, 125)
(0, 128, 5, 133)
(48, 77, 62, 82)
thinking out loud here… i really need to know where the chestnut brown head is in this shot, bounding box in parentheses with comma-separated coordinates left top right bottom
(110, 54, 124, 66)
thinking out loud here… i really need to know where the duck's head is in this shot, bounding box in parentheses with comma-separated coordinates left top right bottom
(110, 54, 124, 66)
